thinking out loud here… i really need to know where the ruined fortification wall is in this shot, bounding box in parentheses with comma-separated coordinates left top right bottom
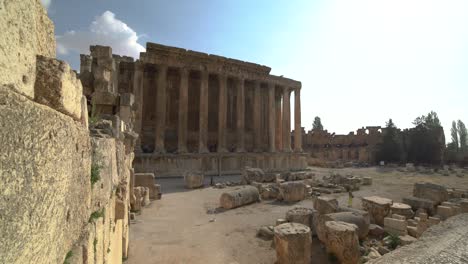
(0, 2, 134, 263)
(303, 127, 384, 164)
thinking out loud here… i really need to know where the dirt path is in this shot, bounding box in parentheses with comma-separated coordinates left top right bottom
(127, 167, 468, 264)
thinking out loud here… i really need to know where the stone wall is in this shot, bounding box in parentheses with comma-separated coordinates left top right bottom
(303, 126, 384, 164)
(0, 2, 135, 263)
(0, 0, 55, 98)
(0, 86, 90, 263)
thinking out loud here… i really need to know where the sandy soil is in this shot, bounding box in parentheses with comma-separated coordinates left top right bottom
(127, 167, 468, 264)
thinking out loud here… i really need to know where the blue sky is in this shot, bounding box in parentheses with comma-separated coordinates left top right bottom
(44, 0, 468, 141)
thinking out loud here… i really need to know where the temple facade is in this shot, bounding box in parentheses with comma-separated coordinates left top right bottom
(81, 43, 307, 177)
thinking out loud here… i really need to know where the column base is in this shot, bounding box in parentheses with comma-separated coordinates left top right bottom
(217, 147, 228, 153)
(177, 147, 188, 154)
(199, 147, 209, 154)
(236, 148, 246, 153)
(294, 148, 303, 153)
(153, 147, 166, 154)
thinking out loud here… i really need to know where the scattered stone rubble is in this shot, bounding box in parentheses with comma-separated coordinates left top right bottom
(254, 179, 468, 264)
(240, 167, 373, 205)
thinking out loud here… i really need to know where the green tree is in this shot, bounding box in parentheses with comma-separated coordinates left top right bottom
(376, 119, 401, 162)
(312, 116, 324, 131)
(458, 120, 467, 152)
(451, 121, 459, 151)
(407, 111, 445, 164)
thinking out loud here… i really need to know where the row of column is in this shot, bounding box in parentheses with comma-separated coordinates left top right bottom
(138, 64, 302, 154)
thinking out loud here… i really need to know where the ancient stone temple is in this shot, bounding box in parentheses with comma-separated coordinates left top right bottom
(80, 42, 307, 176)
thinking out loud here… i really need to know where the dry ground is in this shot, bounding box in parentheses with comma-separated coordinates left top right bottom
(127, 167, 468, 264)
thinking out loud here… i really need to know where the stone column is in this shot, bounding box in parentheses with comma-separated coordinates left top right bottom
(218, 74, 228, 152)
(236, 78, 245, 152)
(154, 64, 167, 153)
(268, 83, 276, 152)
(199, 71, 209, 153)
(133, 61, 144, 153)
(253, 81, 262, 152)
(275, 92, 282, 151)
(282, 88, 292, 152)
(294, 88, 302, 152)
(177, 68, 189, 153)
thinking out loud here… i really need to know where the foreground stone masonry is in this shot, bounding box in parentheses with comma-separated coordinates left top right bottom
(0, 86, 91, 263)
(80, 42, 307, 177)
(274, 223, 312, 264)
(0, 0, 55, 98)
(0, 2, 141, 263)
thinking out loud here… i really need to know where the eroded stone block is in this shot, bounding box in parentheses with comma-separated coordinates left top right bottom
(34, 56, 83, 119)
(274, 223, 311, 264)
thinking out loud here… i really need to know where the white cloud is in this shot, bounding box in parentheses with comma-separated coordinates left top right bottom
(56, 11, 145, 59)
(40, 0, 51, 9)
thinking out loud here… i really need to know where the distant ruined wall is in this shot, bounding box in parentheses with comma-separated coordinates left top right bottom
(0, 2, 135, 263)
(303, 126, 384, 164)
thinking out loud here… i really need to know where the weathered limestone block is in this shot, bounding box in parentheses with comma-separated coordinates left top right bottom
(276, 218, 288, 226)
(328, 212, 369, 239)
(413, 182, 448, 204)
(285, 171, 315, 181)
(115, 198, 125, 220)
(369, 224, 385, 238)
(428, 216, 441, 226)
(361, 177, 373, 186)
(436, 205, 453, 220)
(399, 235, 417, 246)
(392, 214, 406, 220)
(285, 207, 315, 231)
(384, 217, 407, 236)
(390, 203, 414, 219)
(441, 202, 462, 215)
(253, 183, 280, 200)
(323, 221, 360, 264)
(316, 211, 369, 241)
(274, 223, 311, 264)
(0, 0, 55, 97)
(135, 173, 159, 199)
(362, 196, 393, 225)
(459, 200, 468, 213)
(407, 226, 419, 238)
(0, 87, 91, 263)
(91, 137, 118, 211)
(92, 90, 118, 106)
(220, 186, 260, 209)
(257, 226, 275, 240)
(242, 167, 265, 184)
(314, 196, 339, 215)
(402, 196, 436, 215)
(34, 56, 83, 119)
(184, 171, 204, 189)
(279, 182, 306, 202)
